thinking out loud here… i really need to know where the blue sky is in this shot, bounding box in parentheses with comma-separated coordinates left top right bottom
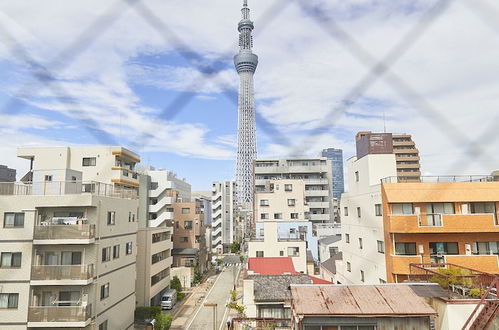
(1, 0, 499, 190)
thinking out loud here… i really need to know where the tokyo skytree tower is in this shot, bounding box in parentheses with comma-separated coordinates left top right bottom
(234, 0, 258, 204)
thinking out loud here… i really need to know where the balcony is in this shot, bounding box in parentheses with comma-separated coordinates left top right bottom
(388, 213, 499, 234)
(31, 264, 94, 285)
(305, 190, 329, 197)
(28, 305, 92, 326)
(33, 225, 95, 244)
(307, 201, 329, 209)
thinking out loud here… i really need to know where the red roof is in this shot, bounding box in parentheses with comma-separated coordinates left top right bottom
(309, 276, 332, 284)
(247, 257, 299, 275)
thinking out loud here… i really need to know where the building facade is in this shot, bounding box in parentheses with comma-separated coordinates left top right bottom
(211, 181, 237, 254)
(0, 165, 16, 182)
(0, 176, 138, 330)
(321, 148, 344, 200)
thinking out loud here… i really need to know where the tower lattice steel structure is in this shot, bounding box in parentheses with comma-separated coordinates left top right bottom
(234, 0, 258, 204)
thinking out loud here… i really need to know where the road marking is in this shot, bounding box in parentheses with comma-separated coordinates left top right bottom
(185, 268, 226, 330)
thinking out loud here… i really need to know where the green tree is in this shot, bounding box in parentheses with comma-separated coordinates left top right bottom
(170, 276, 182, 292)
(239, 255, 245, 263)
(155, 313, 173, 330)
(230, 241, 240, 253)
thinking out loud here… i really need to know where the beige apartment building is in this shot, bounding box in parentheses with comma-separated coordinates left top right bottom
(172, 201, 208, 273)
(0, 173, 138, 330)
(136, 227, 173, 307)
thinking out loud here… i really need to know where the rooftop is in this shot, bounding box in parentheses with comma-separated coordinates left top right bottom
(318, 235, 342, 245)
(250, 274, 311, 302)
(320, 252, 343, 274)
(248, 257, 298, 275)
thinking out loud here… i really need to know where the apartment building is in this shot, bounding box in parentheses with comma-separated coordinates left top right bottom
(320, 148, 344, 200)
(172, 201, 208, 273)
(0, 172, 138, 330)
(211, 181, 237, 254)
(17, 146, 141, 190)
(254, 158, 337, 238)
(336, 153, 398, 284)
(138, 169, 191, 228)
(136, 227, 173, 306)
(381, 175, 499, 282)
(356, 131, 421, 182)
(0, 165, 16, 182)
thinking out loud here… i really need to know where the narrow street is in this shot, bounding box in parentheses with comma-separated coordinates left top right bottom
(185, 265, 240, 330)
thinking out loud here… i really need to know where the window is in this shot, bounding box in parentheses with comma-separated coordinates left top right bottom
(288, 247, 300, 257)
(329, 247, 339, 257)
(0, 293, 19, 308)
(180, 237, 188, 242)
(290, 213, 299, 219)
(3, 213, 24, 228)
(99, 320, 108, 330)
(184, 221, 193, 230)
(181, 208, 190, 214)
(360, 270, 365, 282)
(44, 175, 53, 182)
(358, 238, 363, 249)
(151, 269, 170, 286)
(107, 211, 115, 225)
(429, 242, 459, 255)
(260, 200, 269, 206)
(273, 213, 282, 220)
(256, 251, 264, 257)
(102, 247, 111, 262)
(355, 171, 359, 182)
(392, 203, 413, 215)
(284, 184, 293, 191)
(347, 262, 351, 272)
(260, 213, 269, 220)
(287, 199, 296, 206)
(0, 252, 22, 268)
(474, 242, 499, 255)
(377, 240, 385, 254)
(126, 242, 133, 255)
(152, 250, 169, 264)
(150, 182, 158, 190)
(375, 204, 382, 216)
(395, 242, 417, 255)
(128, 212, 132, 222)
(113, 245, 120, 259)
(344, 207, 348, 216)
(100, 283, 109, 300)
(279, 251, 284, 256)
(357, 207, 361, 218)
(345, 234, 350, 243)
(152, 232, 170, 243)
(471, 202, 496, 214)
(175, 221, 179, 229)
(82, 157, 96, 166)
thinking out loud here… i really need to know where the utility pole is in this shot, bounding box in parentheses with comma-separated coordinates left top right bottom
(204, 302, 218, 330)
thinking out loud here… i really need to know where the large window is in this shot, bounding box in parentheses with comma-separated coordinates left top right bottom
(3, 213, 24, 228)
(152, 232, 170, 243)
(287, 247, 300, 257)
(180, 237, 188, 242)
(471, 202, 496, 214)
(395, 242, 417, 255)
(107, 211, 115, 225)
(0, 252, 21, 267)
(181, 208, 190, 214)
(392, 203, 413, 215)
(151, 269, 170, 286)
(82, 157, 96, 166)
(100, 283, 109, 300)
(429, 242, 459, 255)
(184, 221, 193, 230)
(0, 293, 19, 308)
(474, 242, 499, 255)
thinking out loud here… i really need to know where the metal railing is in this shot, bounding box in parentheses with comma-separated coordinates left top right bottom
(28, 304, 92, 322)
(31, 264, 94, 281)
(0, 181, 137, 199)
(33, 224, 96, 240)
(382, 175, 496, 184)
(229, 318, 291, 330)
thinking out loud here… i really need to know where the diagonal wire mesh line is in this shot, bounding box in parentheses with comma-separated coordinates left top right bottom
(126, 0, 292, 150)
(293, 0, 499, 168)
(0, 25, 118, 144)
(0, 0, 139, 134)
(288, 0, 455, 155)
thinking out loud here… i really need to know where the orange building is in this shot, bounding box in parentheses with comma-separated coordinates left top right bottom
(381, 176, 499, 283)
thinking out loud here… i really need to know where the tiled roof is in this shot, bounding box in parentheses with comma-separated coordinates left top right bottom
(320, 252, 343, 274)
(309, 276, 332, 284)
(248, 257, 298, 275)
(251, 274, 312, 302)
(318, 235, 342, 245)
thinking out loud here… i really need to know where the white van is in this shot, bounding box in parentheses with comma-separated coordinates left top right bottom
(161, 289, 177, 310)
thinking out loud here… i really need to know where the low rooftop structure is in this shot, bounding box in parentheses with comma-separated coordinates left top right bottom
(248, 257, 298, 275)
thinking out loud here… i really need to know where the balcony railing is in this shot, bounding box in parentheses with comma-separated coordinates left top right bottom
(0, 181, 137, 199)
(28, 304, 91, 323)
(382, 175, 496, 184)
(388, 213, 499, 233)
(34, 224, 95, 240)
(31, 264, 94, 281)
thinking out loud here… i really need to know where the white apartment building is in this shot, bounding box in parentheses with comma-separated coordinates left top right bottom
(335, 154, 397, 285)
(139, 170, 191, 228)
(17, 146, 141, 191)
(211, 181, 237, 254)
(254, 158, 337, 238)
(0, 171, 138, 330)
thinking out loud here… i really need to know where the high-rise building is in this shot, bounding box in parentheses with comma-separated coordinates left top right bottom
(211, 181, 237, 254)
(355, 132, 421, 181)
(320, 148, 344, 200)
(0, 164, 16, 182)
(235, 0, 258, 205)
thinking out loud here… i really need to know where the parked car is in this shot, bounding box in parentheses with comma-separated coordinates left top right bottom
(161, 289, 177, 310)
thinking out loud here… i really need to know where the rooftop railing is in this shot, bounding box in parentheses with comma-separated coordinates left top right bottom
(0, 181, 137, 199)
(381, 175, 497, 184)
